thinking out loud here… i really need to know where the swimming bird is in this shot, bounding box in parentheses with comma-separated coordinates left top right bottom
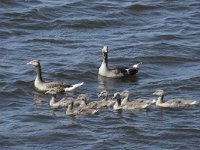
(153, 89, 198, 108)
(98, 46, 141, 78)
(45, 90, 74, 109)
(76, 91, 115, 109)
(75, 94, 99, 109)
(120, 90, 155, 107)
(27, 60, 84, 92)
(112, 92, 150, 111)
(112, 92, 123, 110)
(66, 101, 98, 116)
(98, 90, 115, 108)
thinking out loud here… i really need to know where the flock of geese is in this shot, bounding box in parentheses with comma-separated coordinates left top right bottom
(27, 46, 198, 116)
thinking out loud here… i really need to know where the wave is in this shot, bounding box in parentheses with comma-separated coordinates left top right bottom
(127, 4, 160, 11)
(58, 19, 121, 29)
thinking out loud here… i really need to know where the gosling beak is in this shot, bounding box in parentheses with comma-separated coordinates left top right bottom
(98, 94, 101, 98)
(152, 92, 157, 95)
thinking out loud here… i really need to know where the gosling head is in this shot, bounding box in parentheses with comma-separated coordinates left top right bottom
(27, 60, 40, 67)
(153, 89, 164, 97)
(76, 94, 87, 102)
(120, 90, 130, 97)
(98, 90, 108, 99)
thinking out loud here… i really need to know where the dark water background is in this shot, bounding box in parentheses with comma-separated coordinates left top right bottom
(0, 0, 200, 149)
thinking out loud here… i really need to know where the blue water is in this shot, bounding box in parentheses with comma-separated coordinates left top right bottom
(0, 0, 200, 149)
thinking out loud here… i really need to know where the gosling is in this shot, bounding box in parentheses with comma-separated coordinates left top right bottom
(66, 101, 98, 116)
(153, 89, 198, 108)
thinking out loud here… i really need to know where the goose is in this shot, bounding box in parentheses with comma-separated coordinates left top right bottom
(66, 101, 98, 116)
(76, 91, 115, 109)
(120, 90, 155, 107)
(98, 46, 142, 78)
(45, 89, 75, 109)
(75, 94, 98, 109)
(112, 92, 123, 110)
(153, 89, 198, 108)
(98, 90, 115, 108)
(112, 92, 150, 111)
(27, 60, 84, 92)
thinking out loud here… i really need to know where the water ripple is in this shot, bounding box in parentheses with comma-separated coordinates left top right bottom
(0, 0, 200, 149)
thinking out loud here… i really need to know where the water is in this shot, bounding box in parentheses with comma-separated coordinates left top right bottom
(0, 0, 200, 149)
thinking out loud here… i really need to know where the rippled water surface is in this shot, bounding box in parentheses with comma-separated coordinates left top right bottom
(0, 0, 200, 149)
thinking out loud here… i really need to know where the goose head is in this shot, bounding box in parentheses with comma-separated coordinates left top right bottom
(27, 60, 40, 67)
(102, 46, 108, 54)
(153, 89, 164, 97)
(102, 46, 108, 63)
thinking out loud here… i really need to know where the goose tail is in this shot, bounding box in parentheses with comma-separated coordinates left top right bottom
(151, 99, 157, 104)
(142, 104, 150, 109)
(92, 109, 99, 114)
(191, 101, 198, 105)
(132, 62, 143, 69)
(64, 82, 84, 92)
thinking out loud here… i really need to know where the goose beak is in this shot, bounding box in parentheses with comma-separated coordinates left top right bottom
(27, 61, 32, 65)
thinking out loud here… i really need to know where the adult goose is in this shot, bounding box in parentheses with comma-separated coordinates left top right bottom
(66, 101, 98, 116)
(98, 46, 142, 78)
(153, 89, 198, 108)
(27, 60, 84, 92)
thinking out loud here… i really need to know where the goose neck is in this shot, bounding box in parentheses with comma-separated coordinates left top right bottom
(35, 64, 43, 82)
(103, 52, 108, 65)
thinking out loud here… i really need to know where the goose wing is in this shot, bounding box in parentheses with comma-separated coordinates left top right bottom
(110, 67, 138, 76)
(45, 81, 72, 91)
